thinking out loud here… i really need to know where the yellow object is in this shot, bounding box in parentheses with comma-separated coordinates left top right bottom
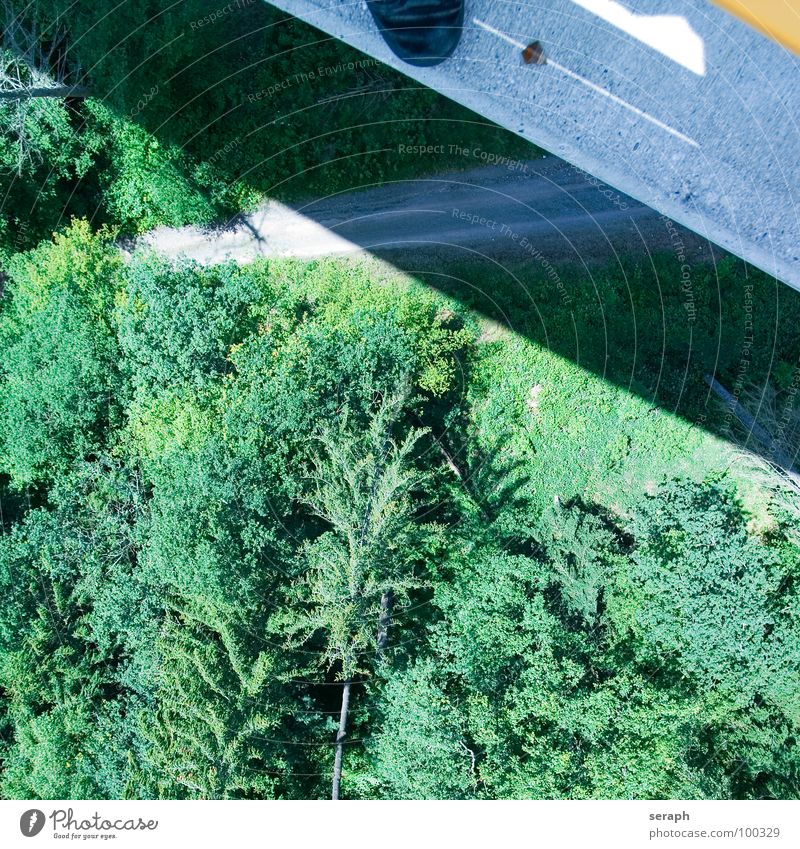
(711, 0, 800, 55)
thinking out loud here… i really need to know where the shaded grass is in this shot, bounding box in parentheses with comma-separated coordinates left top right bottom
(2, 0, 540, 249)
(261, 251, 800, 521)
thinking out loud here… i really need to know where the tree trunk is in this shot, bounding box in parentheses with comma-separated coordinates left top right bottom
(376, 588, 394, 655)
(0, 85, 90, 101)
(331, 679, 351, 800)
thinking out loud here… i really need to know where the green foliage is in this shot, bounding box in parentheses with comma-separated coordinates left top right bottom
(361, 660, 475, 799)
(117, 255, 260, 394)
(88, 102, 217, 233)
(0, 33, 102, 261)
(617, 479, 800, 722)
(354, 480, 800, 800)
(222, 268, 469, 517)
(0, 223, 123, 486)
(140, 616, 281, 800)
(290, 387, 427, 680)
(0, 461, 143, 799)
(1, 223, 799, 800)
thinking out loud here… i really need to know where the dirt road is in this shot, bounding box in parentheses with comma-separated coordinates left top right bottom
(141, 156, 709, 265)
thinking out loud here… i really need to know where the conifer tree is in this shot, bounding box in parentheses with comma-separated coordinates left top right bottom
(293, 387, 426, 799)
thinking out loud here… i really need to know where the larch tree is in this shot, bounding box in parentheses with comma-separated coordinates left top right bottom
(294, 386, 427, 800)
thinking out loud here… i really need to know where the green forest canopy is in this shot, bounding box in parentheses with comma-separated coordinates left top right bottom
(2, 0, 800, 802)
(1, 223, 799, 800)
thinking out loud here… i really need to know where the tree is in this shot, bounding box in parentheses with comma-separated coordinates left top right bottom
(290, 387, 427, 799)
(363, 660, 475, 799)
(116, 255, 259, 396)
(0, 222, 123, 486)
(1, 3, 87, 98)
(223, 303, 424, 516)
(0, 460, 143, 799)
(132, 438, 293, 799)
(615, 478, 800, 723)
(386, 486, 800, 800)
(140, 615, 281, 800)
(0, 3, 101, 260)
(1, 2, 88, 174)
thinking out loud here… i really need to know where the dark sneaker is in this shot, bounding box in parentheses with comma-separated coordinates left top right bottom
(367, 0, 464, 67)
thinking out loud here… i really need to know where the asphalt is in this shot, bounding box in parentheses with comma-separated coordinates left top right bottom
(261, 0, 800, 290)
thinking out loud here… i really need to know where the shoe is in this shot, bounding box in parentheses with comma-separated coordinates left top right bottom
(366, 0, 464, 67)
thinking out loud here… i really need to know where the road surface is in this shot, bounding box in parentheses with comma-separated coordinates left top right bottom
(141, 155, 710, 265)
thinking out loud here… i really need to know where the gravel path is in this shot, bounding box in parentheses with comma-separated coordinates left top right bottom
(141, 155, 710, 265)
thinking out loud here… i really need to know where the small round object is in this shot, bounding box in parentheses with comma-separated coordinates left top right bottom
(522, 40, 546, 65)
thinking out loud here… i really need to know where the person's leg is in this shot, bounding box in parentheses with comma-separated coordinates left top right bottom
(366, 0, 464, 67)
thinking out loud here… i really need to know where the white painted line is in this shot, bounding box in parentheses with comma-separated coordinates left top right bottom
(545, 57, 700, 148)
(472, 17, 700, 148)
(473, 17, 527, 50)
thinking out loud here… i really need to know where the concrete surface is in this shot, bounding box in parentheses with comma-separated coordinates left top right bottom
(263, 0, 799, 289)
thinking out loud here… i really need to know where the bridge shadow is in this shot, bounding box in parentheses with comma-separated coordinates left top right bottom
(326, 214, 800, 477)
(218, 159, 800, 476)
(4, 0, 800, 475)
